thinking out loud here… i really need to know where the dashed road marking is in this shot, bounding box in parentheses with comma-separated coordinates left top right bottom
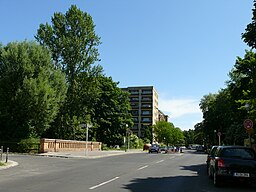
(155, 160, 164, 164)
(137, 165, 149, 170)
(89, 177, 119, 190)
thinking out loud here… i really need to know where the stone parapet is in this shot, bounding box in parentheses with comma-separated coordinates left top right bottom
(40, 138, 101, 153)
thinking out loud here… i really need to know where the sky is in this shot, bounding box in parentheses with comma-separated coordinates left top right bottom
(0, 1, 253, 130)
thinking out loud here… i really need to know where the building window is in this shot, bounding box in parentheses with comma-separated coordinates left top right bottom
(130, 90, 139, 95)
(133, 117, 138, 122)
(131, 110, 139, 115)
(142, 90, 152, 95)
(141, 110, 151, 115)
(142, 117, 151, 122)
(130, 97, 139, 101)
(141, 104, 151, 108)
(131, 103, 139, 108)
(142, 97, 151, 101)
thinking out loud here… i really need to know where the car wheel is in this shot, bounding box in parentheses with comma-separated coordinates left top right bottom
(213, 171, 222, 187)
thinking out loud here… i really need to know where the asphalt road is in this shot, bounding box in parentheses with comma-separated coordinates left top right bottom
(0, 150, 255, 192)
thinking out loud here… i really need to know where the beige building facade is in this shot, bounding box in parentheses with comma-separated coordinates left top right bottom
(122, 86, 168, 138)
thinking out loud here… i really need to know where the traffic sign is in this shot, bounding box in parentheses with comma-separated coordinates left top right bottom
(244, 119, 253, 130)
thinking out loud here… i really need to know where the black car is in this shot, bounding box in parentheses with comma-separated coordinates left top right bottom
(149, 144, 160, 153)
(208, 146, 256, 187)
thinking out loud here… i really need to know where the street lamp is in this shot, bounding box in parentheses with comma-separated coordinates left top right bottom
(125, 124, 129, 152)
(80, 123, 92, 156)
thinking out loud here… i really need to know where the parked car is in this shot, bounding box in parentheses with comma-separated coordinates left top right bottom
(206, 146, 218, 171)
(159, 146, 167, 153)
(165, 146, 175, 153)
(208, 145, 256, 187)
(196, 145, 205, 152)
(149, 144, 160, 153)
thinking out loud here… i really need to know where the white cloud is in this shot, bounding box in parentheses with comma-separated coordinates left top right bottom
(159, 97, 201, 119)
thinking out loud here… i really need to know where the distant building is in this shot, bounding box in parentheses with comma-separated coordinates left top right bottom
(122, 86, 168, 138)
(158, 109, 169, 122)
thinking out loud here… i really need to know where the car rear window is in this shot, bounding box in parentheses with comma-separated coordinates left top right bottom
(221, 148, 256, 159)
(210, 147, 217, 156)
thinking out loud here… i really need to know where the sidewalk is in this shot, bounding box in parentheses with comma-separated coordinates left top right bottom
(37, 149, 145, 159)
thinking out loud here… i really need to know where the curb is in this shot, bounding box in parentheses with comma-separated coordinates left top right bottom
(37, 150, 145, 159)
(0, 160, 19, 170)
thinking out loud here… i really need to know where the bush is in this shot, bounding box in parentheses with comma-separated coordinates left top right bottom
(17, 138, 40, 153)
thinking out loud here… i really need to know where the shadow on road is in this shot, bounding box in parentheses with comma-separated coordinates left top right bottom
(122, 163, 256, 192)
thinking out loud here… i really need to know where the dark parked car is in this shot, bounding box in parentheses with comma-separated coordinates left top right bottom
(208, 146, 256, 187)
(206, 146, 218, 171)
(149, 144, 160, 153)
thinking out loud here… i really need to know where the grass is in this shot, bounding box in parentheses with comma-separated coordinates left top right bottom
(0, 161, 6, 166)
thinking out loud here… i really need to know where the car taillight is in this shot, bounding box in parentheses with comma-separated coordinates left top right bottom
(217, 159, 225, 168)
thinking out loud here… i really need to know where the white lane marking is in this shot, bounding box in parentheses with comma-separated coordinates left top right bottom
(155, 160, 164, 164)
(170, 156, 175, 159)
(89, 177, 119, 190)
(137, 165, 149, 170)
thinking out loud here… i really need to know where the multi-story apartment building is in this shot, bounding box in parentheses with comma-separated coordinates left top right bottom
(122, 86, 168, 138)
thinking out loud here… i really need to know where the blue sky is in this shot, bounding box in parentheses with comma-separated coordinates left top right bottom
(0, 1, 253, 130)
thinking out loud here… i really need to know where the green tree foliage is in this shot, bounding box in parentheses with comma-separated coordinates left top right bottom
(35, 5, 103, 139)
(183, 129, 195, 147)
(198, 50, 256, 146)
(228, 51, 256, 115)
(242, 1, 256, 49)
(92, 76, 133, 146)
(196, 3, 256, 147)
(0, 41, 67, 140)
(199, 88, 246, 146)
(153, 121, 184, 146)
(129, 134, 144, 149)
(143, 125, 153, 144)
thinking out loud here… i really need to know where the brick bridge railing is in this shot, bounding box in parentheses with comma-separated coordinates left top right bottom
(40, 138, 102, 153)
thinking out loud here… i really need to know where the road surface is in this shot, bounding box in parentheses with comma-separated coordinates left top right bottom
(0, 150, 255, 192)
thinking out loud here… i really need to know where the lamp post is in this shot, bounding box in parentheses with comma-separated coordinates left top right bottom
(80, 123, 92, 156)
(125, 124, 129, 152)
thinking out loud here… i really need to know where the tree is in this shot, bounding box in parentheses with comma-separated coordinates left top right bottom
(92, 76, 133, 146)
(0, 41, 67, 140)
(153, 121, 184, 146)
(226, 51, 256, 144)
(242, 1, 256, 49)
(183, 129, 195, 147)
(35, 5, 102, 139)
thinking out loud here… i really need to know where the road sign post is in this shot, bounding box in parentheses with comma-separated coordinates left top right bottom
(244, 119, 253, 147)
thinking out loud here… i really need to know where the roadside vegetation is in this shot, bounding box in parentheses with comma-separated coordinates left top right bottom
(0, 5, 133, 151)
(190, 1, 256, 147)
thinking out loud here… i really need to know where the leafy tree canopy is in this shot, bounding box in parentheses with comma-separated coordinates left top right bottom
(0, 41, 67, 140)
